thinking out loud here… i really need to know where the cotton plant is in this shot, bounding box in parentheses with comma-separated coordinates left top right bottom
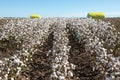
(67, 18, 120, 79)
(0, 18, 52, 79)
(50, 19, 75, 80)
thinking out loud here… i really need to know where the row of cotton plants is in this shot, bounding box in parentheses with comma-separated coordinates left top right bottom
(0, 17, 120, 80)
(66, 18, 120, 79)
(50, 19, 75, 80)
(0, 18, 54, 80)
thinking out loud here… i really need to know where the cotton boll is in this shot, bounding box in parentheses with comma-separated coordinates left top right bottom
(7, 68, 10, 74)
(52, 63, 58, 69)
(51, 71, 58, 78)
(70, 63, 76, 69)
(11, 77, 14, 80)
(68, 71, 73, 77)
(59, 76, 65, 80)
(4, 74, 8, 80)
(0, 77, 2, 80)
(14, 58, 21, 64)
(55, 57, 59, 63)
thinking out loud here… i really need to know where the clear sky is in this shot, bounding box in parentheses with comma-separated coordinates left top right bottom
(0, 0, 120, 17)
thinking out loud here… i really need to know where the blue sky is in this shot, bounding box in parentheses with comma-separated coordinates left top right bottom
(0, 0, 120, 17)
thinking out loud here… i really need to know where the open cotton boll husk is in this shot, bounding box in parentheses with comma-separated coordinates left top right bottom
(30, 14, 41, 19)
(87, 12, 105, 19)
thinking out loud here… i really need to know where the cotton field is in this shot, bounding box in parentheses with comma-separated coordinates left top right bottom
(0, 18, 120, 80)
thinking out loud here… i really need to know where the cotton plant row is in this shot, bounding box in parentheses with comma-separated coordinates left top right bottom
(50, 19, 75, 80)
(0, 18, 53, 80)
(67, 18, 120, 79)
